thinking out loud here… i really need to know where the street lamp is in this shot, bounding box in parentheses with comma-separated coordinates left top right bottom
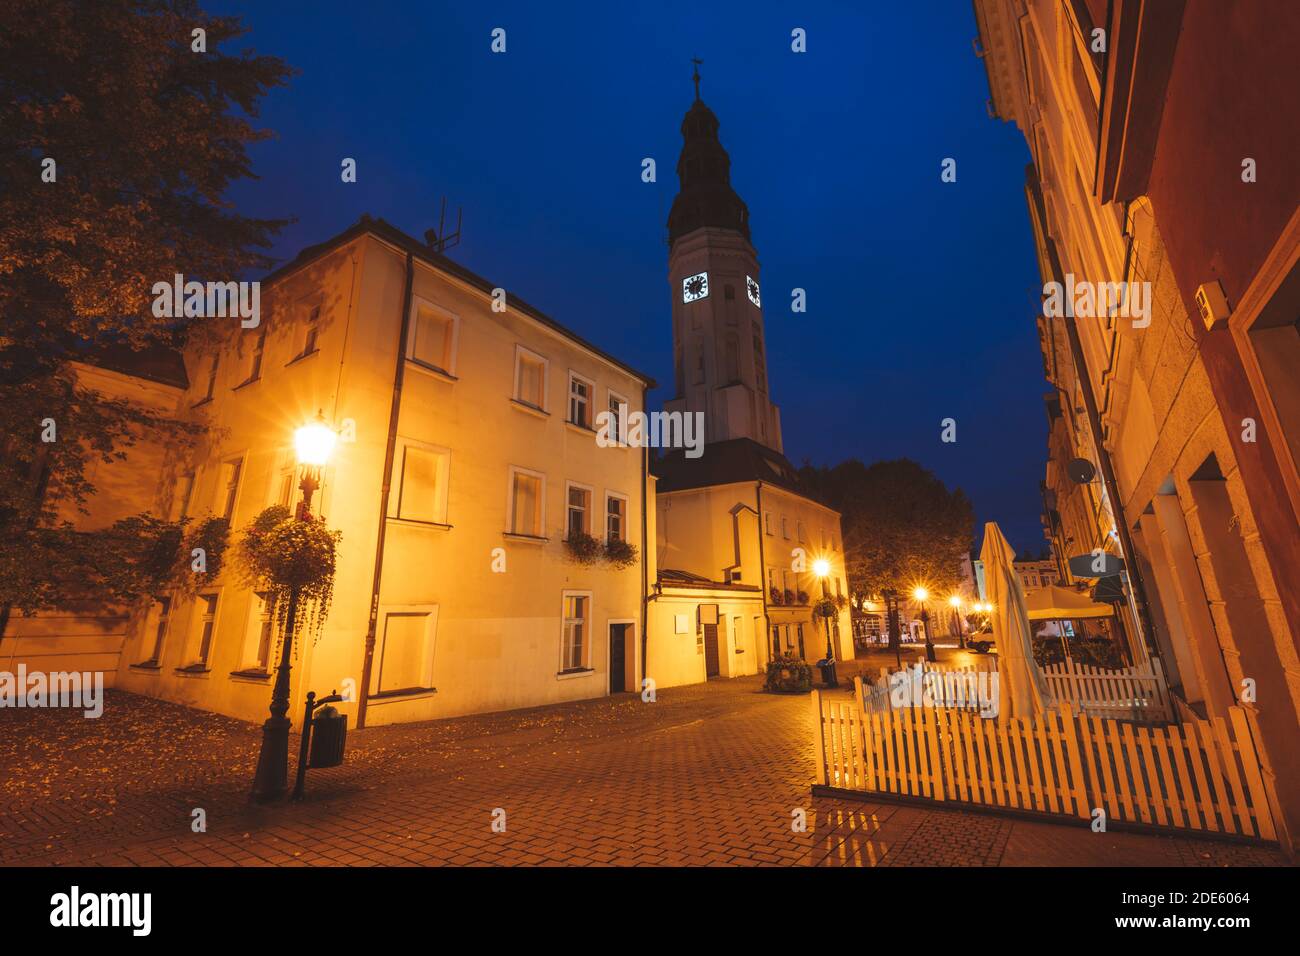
(912, 585, 936, 663)
(812, 558, 838, 688)
(948, 594, 966, 649)
(251, 412, 337, 804)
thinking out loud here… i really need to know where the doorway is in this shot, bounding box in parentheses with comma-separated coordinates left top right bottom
(703, 623, 720, 677)
(608, 622, 631, 693)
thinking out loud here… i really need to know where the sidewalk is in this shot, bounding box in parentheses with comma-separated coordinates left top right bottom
(1, 678, 1287, 866)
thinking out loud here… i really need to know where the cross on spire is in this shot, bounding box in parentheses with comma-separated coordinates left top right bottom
(691, 56, 702, 101)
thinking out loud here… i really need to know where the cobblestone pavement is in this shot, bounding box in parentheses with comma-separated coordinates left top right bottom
(0, 677, 1287, 867)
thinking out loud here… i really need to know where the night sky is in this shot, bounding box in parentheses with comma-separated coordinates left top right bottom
(213, 0, 1049, 554)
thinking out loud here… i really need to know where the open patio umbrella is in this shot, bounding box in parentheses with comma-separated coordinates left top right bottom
(1024, 584, 1114, 621)
(980, 521, 1046, 719)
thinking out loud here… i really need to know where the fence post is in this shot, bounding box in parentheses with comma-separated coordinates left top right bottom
(811, 689, 827, 786)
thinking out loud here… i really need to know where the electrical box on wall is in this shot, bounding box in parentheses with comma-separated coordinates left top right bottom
(1195, 280, 1232, 331)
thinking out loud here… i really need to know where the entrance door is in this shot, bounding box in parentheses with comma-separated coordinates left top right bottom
(703, 623, 720, 677)
(609, 623, 629, 693)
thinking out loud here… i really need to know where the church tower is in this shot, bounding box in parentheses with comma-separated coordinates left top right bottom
(664, 65, 783, 454)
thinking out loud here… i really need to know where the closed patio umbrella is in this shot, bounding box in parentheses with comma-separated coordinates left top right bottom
(980, 521, 1046, 719)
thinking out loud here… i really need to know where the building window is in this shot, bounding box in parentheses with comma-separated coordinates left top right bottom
(724, 333, 740, 382)
(764, 511, 774, 535)
(299, 304, 321, 358)
(250, 591, 277, 670)
(243, 327, 266, 384)
(606, 494, 626, 542)
(145, 597, 171, 663)
(218, 457, 243, 521)
(193, 593, 219, 666)
(514, 346, 547, 409)
(797, 520, 806, 544)
(781, 516, 790, 539)
(174, 473, 195, 521)
(408, 298, 457, 375)
(692, 344, 705, 385)
(199, 354, 219, 402)
(567, 484, 591, 538)
(568, 373, 592, 428)
(607, 390, 628, 444)
(372, 607, 438, 696)
(561, 593, 589, 672)
(393, 441, 450, 524)
(508, 467, 544, 537)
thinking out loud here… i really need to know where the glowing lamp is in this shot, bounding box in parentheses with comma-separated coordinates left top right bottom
(294, 416, 337, 468)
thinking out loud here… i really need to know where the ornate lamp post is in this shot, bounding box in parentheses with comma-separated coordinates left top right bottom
(913, 585, 936, 663)
(250, 414, 337, 804)
(812, 558, 838, 688)
(948, 594, 966, 649)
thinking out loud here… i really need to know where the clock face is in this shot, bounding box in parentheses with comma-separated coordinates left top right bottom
(682, 271, 709, 303)
(746, 275, 761, 307)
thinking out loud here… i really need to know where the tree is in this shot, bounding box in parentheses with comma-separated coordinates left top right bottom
(0, 0, 292, 613)
(798, 458, 974, 602)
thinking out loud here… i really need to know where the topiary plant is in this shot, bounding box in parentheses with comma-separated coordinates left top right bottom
(764, 654, 813, 693)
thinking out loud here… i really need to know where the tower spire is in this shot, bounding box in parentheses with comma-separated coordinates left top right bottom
(691, 56, 702, 101)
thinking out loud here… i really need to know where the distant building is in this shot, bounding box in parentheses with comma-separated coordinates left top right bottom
(648, 77, 852, 680)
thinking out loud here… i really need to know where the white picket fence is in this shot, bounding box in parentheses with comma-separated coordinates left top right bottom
(867, 656, 1173, 723)
(813, 690, 1278, 841)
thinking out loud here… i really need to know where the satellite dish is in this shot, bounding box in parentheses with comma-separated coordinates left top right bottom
(1067, 458, 1097, 484)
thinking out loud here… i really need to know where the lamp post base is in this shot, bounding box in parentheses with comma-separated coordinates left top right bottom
(250, 714, 291, 803)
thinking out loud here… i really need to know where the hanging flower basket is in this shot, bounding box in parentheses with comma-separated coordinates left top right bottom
(603, 537, 638, 569)
(237, 505, 340, 652)
(564, 531, 602, 565)
(814, 597, 838, 619)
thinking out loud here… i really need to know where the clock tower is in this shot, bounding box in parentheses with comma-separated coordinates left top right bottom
(664, 72, 783, 454)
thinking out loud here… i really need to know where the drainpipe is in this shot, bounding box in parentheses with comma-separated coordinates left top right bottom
(1026, 170, 1157, 657)
(357, 250, 414, 729)
(755, 481, 772, 662)
(639, 384, 650, 687)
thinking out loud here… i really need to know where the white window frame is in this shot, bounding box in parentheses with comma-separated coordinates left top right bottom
(606, 388, 629, 445)
(242, 590, 278, 672)
(559, 589, 593, 674)
(604, 491, 629, 543)
(565, 480, 593, 539)
(142, 596, 173, 664)
(189, 592, 222, 667)
(370, 603, 439, 697)
(506, 465, 547, 538)
(567, 371, 594, 429)
(513, 344, 549, 411)
(764, 511, 774, 535)
(216, 454, 245, 522)
(781, 515, 790, 539)
(406, 294, 460, 377)
(388, 437, 452, 526)
(297, 302, 322, 359)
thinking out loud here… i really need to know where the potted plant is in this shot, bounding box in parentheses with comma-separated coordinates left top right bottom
(564, 531, 601, 565)
(796, 589, 809, 605)
(764, 654, 813, 693)
(769, 586, 784, 605)
(603, 536, 637, 569)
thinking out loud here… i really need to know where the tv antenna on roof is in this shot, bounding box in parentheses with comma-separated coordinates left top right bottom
(424, 196, 462, 253)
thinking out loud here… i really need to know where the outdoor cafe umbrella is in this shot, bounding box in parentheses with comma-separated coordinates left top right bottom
(980, 521, 1046, 719)
(1024, 584, 1114, 621)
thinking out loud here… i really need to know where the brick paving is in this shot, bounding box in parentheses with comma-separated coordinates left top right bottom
(0, 677, 1287, 867)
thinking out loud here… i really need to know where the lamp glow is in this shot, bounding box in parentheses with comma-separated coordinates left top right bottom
(812, 558, 831, 578)
(948, 595, 962, 608)
(294, 417, 337, 467)
(912, 586, 929, 602)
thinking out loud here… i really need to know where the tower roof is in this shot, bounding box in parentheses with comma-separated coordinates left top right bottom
(667, 75, 750, 245)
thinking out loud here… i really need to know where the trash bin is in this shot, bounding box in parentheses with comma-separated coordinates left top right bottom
(308, 705, 347, 768)
(816, 657, 838, 687)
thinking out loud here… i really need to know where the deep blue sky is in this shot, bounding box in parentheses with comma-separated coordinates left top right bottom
(213, 0, 1049, 554)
